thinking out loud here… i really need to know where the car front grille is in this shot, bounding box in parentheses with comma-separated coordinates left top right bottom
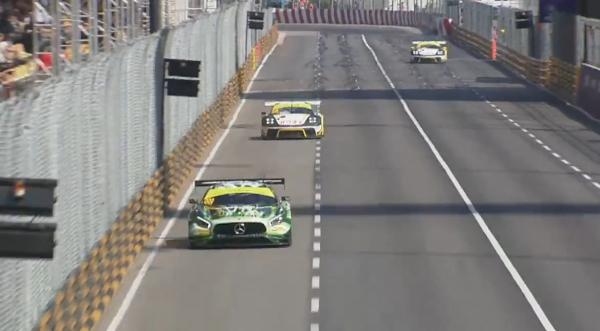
(213, 223, 266, 236)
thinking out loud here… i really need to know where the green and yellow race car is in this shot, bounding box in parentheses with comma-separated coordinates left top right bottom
(261, 100, 325, 139)
(410, 41, 448, 63)
(188, 178, 292, 248)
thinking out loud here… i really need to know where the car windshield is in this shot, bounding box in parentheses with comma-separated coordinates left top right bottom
(211, 193, 277, 206)
(278, 107, 312, 114)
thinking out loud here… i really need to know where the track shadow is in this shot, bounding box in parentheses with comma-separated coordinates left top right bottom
(168, 202, 600, 219)
(243, 87, 549, 102)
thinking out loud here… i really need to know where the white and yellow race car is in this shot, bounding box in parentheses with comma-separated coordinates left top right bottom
(410, 41, 448, 63)
(261, 100, 325, 139)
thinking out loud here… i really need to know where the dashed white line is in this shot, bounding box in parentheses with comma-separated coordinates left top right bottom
(314, 202, 321, 211)
(315, 183, 321, 191)
(312, 257, 320, 269)
(314, 227, 321, 237)
(362, 34, 557, 331)
(310, 323, 319, 331)
(314, 214, 321, 224)
(315, 158, 321, 165)
(473, 82, 599, 191)
(315, 192, 322, 201)
(312, 276, 320, 289)
(315, 166, 321, 172)
(316, 152, 321, 158)
(311, 297, 320, 313)
(316, 146, 321, 151)
(313, 242, 321, 252)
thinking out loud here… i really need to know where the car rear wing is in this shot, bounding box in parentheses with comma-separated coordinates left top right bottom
(264, 100, 321, 107)
(195, 178, 286, 186)
(412, 41, 447, 46)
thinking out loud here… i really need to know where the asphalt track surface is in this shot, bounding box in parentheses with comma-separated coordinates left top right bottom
(96, 25, 600, 331)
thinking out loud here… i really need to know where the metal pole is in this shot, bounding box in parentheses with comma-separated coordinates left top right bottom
(51, 0, 60, 75)
(71, 0, 80, 63)
(90, 0, 99, 55)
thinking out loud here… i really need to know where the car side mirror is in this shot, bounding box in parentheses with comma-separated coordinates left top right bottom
(189, 198, 198, 204)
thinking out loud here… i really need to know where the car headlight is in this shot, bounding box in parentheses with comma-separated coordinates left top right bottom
(437, 50, 445, 55)
(270, 215, 284, 227)
(194, 216, 211, 228)
(263, 116, 277, 126)
(305, 116, 321, 125)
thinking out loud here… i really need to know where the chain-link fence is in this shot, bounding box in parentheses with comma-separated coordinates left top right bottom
(0, 2, 271, 330)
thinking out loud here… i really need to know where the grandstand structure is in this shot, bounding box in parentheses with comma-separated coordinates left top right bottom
(0, 0, 151, 100)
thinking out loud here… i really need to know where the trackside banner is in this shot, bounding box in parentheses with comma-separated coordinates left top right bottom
(274, 9, 425, 26)
(577, 63, 600, 120)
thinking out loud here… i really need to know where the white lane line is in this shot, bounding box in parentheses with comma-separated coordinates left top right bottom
(312, 276, 320, 289)
(106, 42, 281, 331)
(314, 214, 321, 224)
(478, 98, 599, 190)
(315, 158, 321, 165)
(315, 166, 321, 172)
(315, 192, 322, 201)
(362, 34, 557, 331)
(594, 182, 600, 189)
(583, 174, 592, 180)
(316, 146, 321, 151)
(315, 202, 321, 211)
(314, 227, 321, 237)
(315, 183, 322, 191)
(312, 257, 320, 269)
(316, 152, 321, 158)
(310, 323, 319, 331)
(313, 242, 321, 252)
(311, 298, 320, 313)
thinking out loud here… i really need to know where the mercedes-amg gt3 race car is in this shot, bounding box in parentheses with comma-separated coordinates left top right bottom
(188, 178, 292, 248)
(261, 100, 325, 139)
(410, 41, 448, 63)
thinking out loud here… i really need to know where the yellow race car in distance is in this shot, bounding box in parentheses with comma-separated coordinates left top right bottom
(410, 41, 448, 63)
(261, 100, 325, 139)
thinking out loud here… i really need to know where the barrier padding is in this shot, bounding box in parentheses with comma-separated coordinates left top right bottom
(34, 26, 279, 331)
(275, 9, 426, 27)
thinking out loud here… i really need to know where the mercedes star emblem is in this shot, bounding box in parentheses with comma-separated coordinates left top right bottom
(234, 223, 246, 235)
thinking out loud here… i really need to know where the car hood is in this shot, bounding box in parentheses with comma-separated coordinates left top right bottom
(273, 113, 310, 126)
(200, 205, 278, 221)
(416, 47, 441, 56)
